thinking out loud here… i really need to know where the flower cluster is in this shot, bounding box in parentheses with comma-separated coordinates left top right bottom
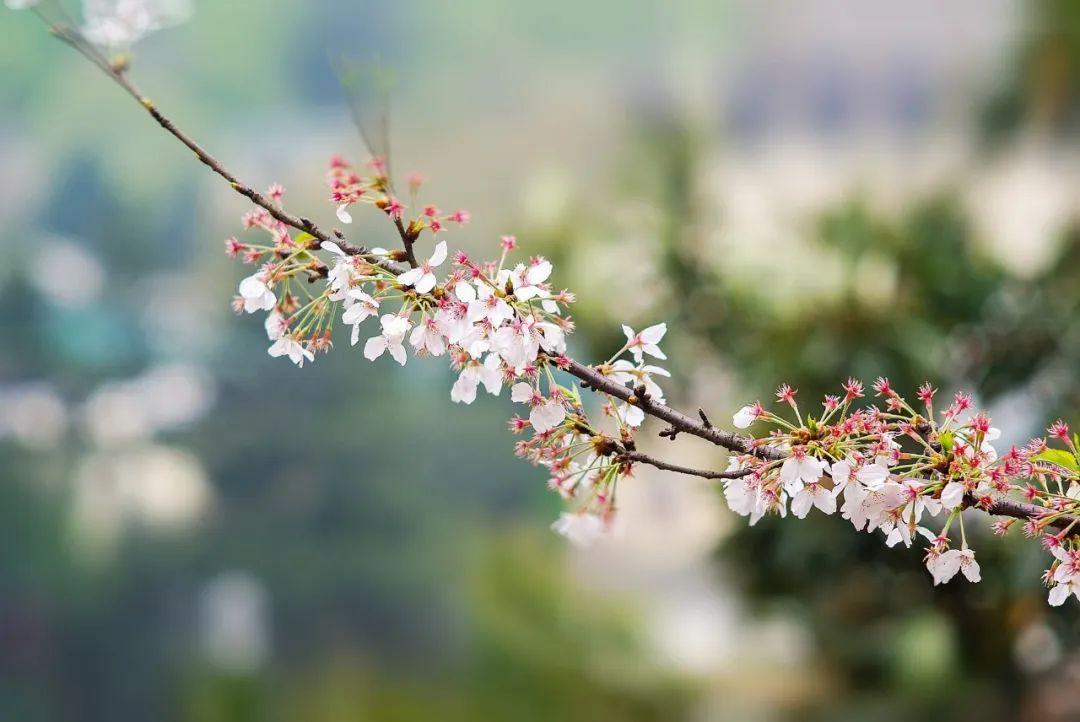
(726, 382, 1080, 604)
(227, 159, 679, 548)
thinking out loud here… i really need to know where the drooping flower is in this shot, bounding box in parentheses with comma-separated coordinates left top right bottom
(550, 512, 606, 547)
(779, 451, 824, 493)
(790, 482, 837, 518)
(510, 382, 566, 433)
(342, 290, 380, 345)
(264, 311, 288, 341)
(364, 314, 411, 365)
(925, 546, 980, 585)
(409, 315, 448, 356)
(237, 273, 275, 313)
(268, 335, 314, 367)
(450, 355, 503, 404)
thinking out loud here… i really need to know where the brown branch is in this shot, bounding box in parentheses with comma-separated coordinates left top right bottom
(617, 451, 750, 480)
(563, 358, 783, 461)
(969, 494, 1077, 534)
(393, 217, 419, 267)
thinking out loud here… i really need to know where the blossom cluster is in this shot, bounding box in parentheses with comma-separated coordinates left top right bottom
(227, 159, 680, 547)
(726, 381, 1080, 605)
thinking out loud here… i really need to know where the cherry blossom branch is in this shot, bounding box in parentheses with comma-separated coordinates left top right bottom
(17, 4, 1080, 604)
(616, 451, 751, 480)
(562, 359, 783, 460)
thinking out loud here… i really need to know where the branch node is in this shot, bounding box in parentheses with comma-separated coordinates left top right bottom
(698, 408, 713, 428)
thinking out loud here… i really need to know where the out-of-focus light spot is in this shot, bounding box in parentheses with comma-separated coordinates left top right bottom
(29, 239, 106, 307)
(0, 383, 68, 449)
(1013, 622, 1062, 673)
(199, 571, 271, 674)
(967, 142, 1079, 278)
(71, 445, 213, 553)
(81, 363, 216, 447)
(521, 166, 574, 229)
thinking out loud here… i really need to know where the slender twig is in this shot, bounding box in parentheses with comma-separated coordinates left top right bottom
(617, 451, 750, 480)
(564, 359, 783, 460)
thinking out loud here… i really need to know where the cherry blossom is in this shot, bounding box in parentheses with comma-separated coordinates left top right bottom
(550, 512, 606, 547)
(450, 355, 502, 404)
(397, 241, 447, 294)
(237, 273, 275, 313)
(732, 402, 763, 429)
(364, 314, 411, 366)
(926, 546, 981, 585)
(342, 290, 380, 345)
(268, 336, 314, 367)
(621, 323, 667, 362)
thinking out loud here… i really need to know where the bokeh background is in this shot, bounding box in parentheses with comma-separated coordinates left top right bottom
(2, 1, 1079, 720)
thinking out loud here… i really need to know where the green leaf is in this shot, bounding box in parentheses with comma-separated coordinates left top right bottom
(938, 431, 954, 452)
(294, 232, 316, 247)
(1033, 448, 1080, 473)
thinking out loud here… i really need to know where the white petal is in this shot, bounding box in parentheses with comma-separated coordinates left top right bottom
(510, 382, 533, 404)
(640, 323, 667, 344)
(336, 204, 353, 224)
(321, 240, 345, 257)
(363, 336, 386, 360)
(940, 481, 966, 510)
(428, 240, 447, 267)
(398, 268, 422, 287)
(388, 341, 408, 366)
(414, 272, 437, 294)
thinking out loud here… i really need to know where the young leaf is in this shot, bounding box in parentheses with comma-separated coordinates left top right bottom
(1033, 448, 1080, 473)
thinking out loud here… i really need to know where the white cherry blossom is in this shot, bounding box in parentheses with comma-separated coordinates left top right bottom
(550, 512, 605, 547)
(82, 0, 191, 50)
(342, 290, 380, 345)
(264, 311, 287, 341)
(508, 258, 552, 300)
(450, 355, 503, 404)
(238, 273, 275, 313)
(622, 323, 667, 362)
(926, 546, 980, 585)
(780, 453, 824, 493)
(510, 382, 566, 433)
(467, 283, 513, 326)
(732, 403, 760, 429)
(790, 481, 837, 518)
(364, 314, 411, 365)
(409, 316, 447, 356)
(397, 241, 447, 294)
(268, 336, 314, 367)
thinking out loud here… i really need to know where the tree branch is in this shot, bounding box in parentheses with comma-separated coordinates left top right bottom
(563, 359, 783, 460)
(617, 451, 750, 480)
